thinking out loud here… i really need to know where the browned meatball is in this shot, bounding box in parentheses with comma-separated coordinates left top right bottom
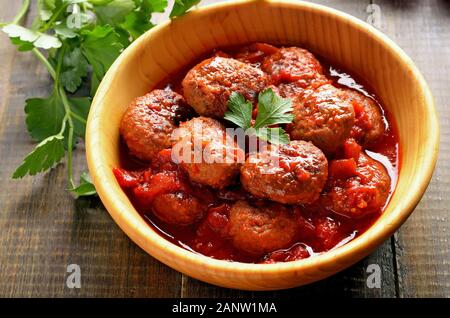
(182, 56, 268, 118)
(262, 47, 324, 86)
(322, 152, 391, 218)
(152, 192, 205, 225)
(240, 140, 328, 204)
(120, 89, 193, 161)
(228, 200, 299, 255)
(340, 88, 385, 146)
(286, 84, 355, 153)
(275, 76, 330, 99)
(171, 117, 244, 189)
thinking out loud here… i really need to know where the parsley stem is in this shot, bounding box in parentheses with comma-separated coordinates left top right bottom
(55, 44, 75, 189)
(59, 86, 75, 189)
(12, 0, 30, 25)
(40, 4, 68, 32)
(31, 48, 56, 80)
(70, 111, 87, 124)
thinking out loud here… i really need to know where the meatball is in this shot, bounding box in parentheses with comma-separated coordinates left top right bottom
(120, 89, 193, 161)
(275, 76, 330, 99)
(322, 152, 391, 218)
(262, 47, 324, 86)
(234, 42, 279, 65)
(340, 88, 385, 146)
(171, 117, 244, 189)
(182, 56, 268, 118)
(286, 84, 355, 153)
(240, 140, 328, 204)
(228, 200, 299, 255)
(152, 192, 205, 225)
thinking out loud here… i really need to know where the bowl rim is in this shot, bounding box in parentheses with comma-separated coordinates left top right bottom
(86, 0, 439, 278)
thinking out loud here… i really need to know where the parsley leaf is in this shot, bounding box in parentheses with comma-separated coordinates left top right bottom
(224, 88, 293, 145)
(2, 24, 62, 50)
(69, 171, 97, 196)
(60, 47, 89, 93)
(12, 135, 65, 178)
(120, 10, 154, 40)
(94, 0, 136, 24)
(254, 127, 291, 145)
(10, 37, 34, 51)
(224, 92, 252, 130)
(81, 25, 123, 95)
(254, 88, 293, 128)
(25, 91, 90, 144)
(38, 0, 57, 22)
(140, 0, 168, 13)
(170, 0, 200, 17)
(25, 91, 65, 142)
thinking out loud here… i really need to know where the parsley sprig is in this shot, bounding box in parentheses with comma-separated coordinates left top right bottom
(224, 88, 293, 145)
(2, 0, 200, 197)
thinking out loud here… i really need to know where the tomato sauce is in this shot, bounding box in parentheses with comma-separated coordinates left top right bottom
(115, 44, 400, 263)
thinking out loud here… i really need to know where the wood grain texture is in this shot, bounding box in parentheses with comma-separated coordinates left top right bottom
(373, 0, 450, 298)
(0, 0, 447, 297)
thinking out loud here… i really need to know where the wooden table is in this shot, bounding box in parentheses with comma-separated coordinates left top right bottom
(0, 0, 448, 298)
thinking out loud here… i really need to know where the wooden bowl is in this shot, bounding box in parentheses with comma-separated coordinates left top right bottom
(86, 0, 439, 290)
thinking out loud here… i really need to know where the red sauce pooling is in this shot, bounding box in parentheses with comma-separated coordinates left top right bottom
(115, 45, 400, 263)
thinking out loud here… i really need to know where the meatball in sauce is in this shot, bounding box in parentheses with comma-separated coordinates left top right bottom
(241, 140, 328, 204)
(120, 88, 193, 161)
(171, 117, 244, 189)
(182, 56, 268, 118)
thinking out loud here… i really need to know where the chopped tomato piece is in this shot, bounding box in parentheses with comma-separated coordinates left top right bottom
(151, 148, 177, 171)
(343, 138, 362, 160)
(113, 168, 141, 188)
(133, 171, 184, 203)
(330, 158, 358, 179)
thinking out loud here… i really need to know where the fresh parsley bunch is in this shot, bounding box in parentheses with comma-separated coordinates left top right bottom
(224, 88, 294, 145)
(1, 0, 200, 197)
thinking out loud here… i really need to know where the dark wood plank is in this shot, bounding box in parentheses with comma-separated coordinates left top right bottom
(180, 0, 397, 298)
(0, 1, 181, 297)
(373, 0, 450, 298)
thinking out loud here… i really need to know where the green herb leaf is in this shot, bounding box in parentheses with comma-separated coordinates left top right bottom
(54, 22, 78, 39)
(81, 25, 123, 95)
(254, 88, 293, 129)
(38, 0, 57, 22)
(224, 88, 293, 145)
(140, 0, 168, 13)
(10, 37, 34, 51)
(60, 47, 89, 93)
(254, 127, 290, 145)
(12, 135, 65, 178)
(69, 171, 97, 196)
(224, 92, 253, 130)
(94, 0, 136, 24)
(25, 92, 65, 142)
(120, 10, 154, 39)
(170, 0, 200, 17)
(2, 24, 62, 50)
